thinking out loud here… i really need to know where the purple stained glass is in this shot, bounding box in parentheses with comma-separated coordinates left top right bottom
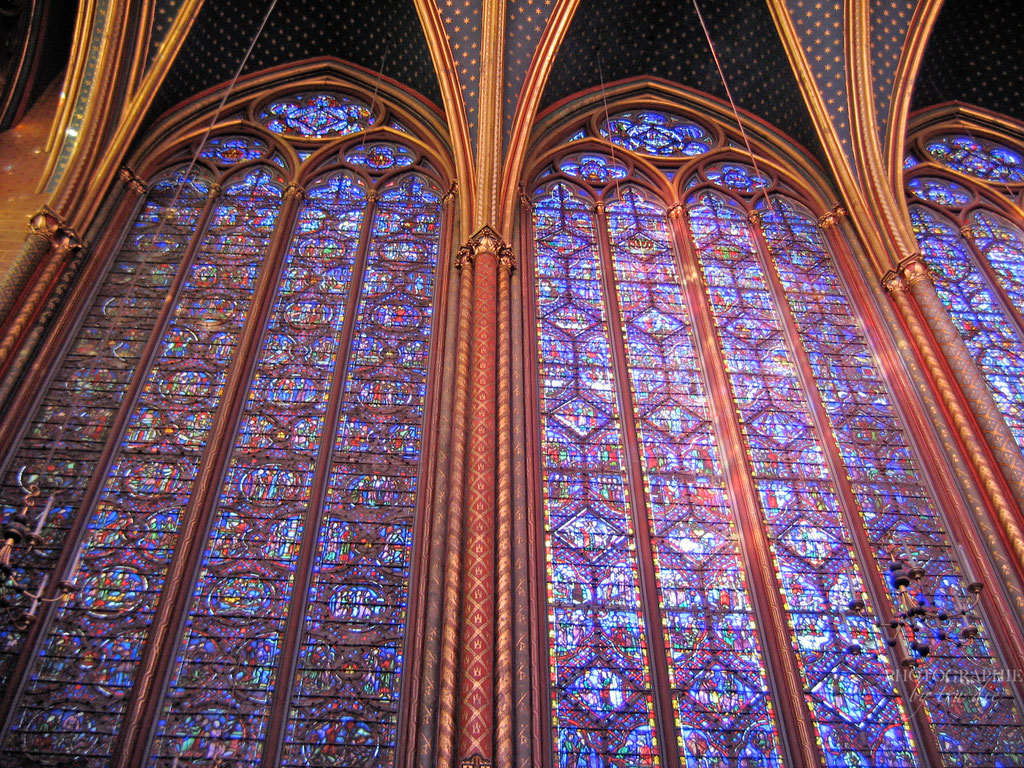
(970, 210, 1024, 312)
(688, 190, 919, 767)
(200, 135, 269, 165)
(926, 135, 1024, 183)
(557, 153, 628, 184)
(149, 171, 367, 766)
(600, 111, 712, 157)
(606, 187, 784, 765)
(762, 196, 1024, 763)
(911, 205, 1024, 453)
(345, 142, 416, 170)
(281, 173, 441, 767)
(907, 177, 971, 207)
(259, 92, 375, 138)
(4, 167, 283, 765)
(705, 162, 770, 192)
(534, 180, 660, 768)
(0, 166, 210, 690)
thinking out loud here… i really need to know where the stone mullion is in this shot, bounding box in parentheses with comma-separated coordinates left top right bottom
(884, 268, 1024, 578)
(0, 174, 220, 746)
(669, 206, 824, 768)
(112, 182, 308, 768)
(897, 256, 1024, 514)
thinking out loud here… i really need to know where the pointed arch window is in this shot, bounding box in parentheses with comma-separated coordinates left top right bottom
(0, 87, 449, 767)
(530, 109, 1024, 768)
(906, 129, 1024, 455)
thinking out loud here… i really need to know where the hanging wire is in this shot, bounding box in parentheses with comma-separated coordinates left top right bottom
(0, 0, 280, 626)
(360, 32, 392, 155)
(690, 0, 775, 216)
(595, 50, 624, 205)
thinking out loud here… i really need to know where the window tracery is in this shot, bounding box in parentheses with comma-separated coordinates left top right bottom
(0, 84, 448, 768)
(906, 128, 1024, 457)
(530, 108, 1024, 767)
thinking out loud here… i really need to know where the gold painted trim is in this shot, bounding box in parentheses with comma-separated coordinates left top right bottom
(498, 0, 581, 230)
(412, 0, 476, 230)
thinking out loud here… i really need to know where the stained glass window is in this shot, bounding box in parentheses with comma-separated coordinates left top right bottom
(910, 205, 1024, 452)
(0, 91, 445, 768)
(600, 111, 712, 157)
(534, 113, 1024, 768)
(924, 135, 1024, 183)
(259, 92, 376, 138)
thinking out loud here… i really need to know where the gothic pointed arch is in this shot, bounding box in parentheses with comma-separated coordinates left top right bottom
(523, 86, 1024, 768)
(0, 61, 456, 768)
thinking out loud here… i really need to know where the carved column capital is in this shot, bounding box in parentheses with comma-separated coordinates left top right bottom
(27, 209, 61, 241)
(898, 254, 932, 288)
(118, 166, 147, 196)
(817, 203, 847, 229)
(667, 202, 685, 219)
(281, 182, 305, 201)
(442, 180, 459, 206)
(882, 270, 906, 295)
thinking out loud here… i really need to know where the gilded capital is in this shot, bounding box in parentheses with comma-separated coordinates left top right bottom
(118, 166, 147, 196)
(899, 254, 932, 288)
(28, 209, 61, 240)
(667, 202, 685, 220)
(817, 204, 846, 229)
(882, 270, 906, 295)
(282, 182, 305, 200)
(442, 180, 459, 206)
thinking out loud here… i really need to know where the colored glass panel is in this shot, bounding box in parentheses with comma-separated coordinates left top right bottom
(907, 177, 971, 208)
(0, 167, 210, 688)
(150, 171, 367, 765)
(925, 135, 1024, 183)
(705, 162, 770, 192)
(600, 111, 711, 157)
(534, 181, 659, 768)
(281, 173, 441, 767)
(201, 136, 269, 165)
(763, 197, 1024, 764)
(606, 187, 783, 765)
(345, 142, 416, 170)
(4, 167, 282, 765)
(558, 153, 628, 183)
(970, 210, 1024, 311)
(688, 190, 917, 766)
(259, 93, 375, 138)
(910, 205, 1024, 452)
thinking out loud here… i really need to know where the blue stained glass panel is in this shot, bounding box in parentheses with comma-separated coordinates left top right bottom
(688, 190, 918, 767)
(5, 167, 282, 765)
(762, 197, 1024, 763)
(926, 135, 1024, 183)
(259, 93, 375, 138)
(600, 111, 712, 157)
(150, 171, 367, 766)
(534, 181, 660, 768)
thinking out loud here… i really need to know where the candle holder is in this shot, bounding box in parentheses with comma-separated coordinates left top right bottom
(0, 485, 76, 630)
(846, 550, 984, 665)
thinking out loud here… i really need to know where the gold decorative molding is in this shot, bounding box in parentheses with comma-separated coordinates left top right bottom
(282, 182, 306, 201)
(442, 180, 460, 206)
(898, 254, 932, 288)
(817, 203, 847, 229)
(118, 166, 147, 196)
(667, 202, 685, 219)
